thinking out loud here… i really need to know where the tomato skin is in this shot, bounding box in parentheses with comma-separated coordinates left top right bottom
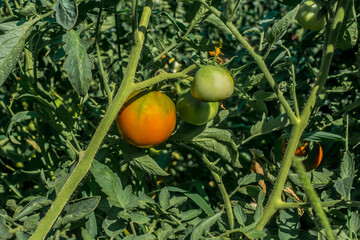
(116, 91, 176, 148)
(176, 90, 218, 125)
(296, 0, 326, 31)
(191, 65, 234, 102)
(276, 0, 301, 6)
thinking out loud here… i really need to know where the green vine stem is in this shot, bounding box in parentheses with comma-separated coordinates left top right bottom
(202, 154, 234, 230)
(29, 1, 154, 239)
(4, 0, 14, 16)
(257, 0, 352, 231)
(95, 0, 113, 105)
(293, 158, 335, 240)
(280, 44, 300, 118)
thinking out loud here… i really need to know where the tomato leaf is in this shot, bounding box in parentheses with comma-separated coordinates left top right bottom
(159, 187, 171, 210)
(0, 19, 38, 87)
(6, 111, 37, 138)
(237, 173, 264, 187)
(53, 197, 100, 229)
(192, 128, 241, 168)
(252, 90, 277, 101)
(265, 5, 299, 44)
(250, 113, 289, 138)
(253, 190, 265, 222)
(190, 211, 223, 240)
(168, 186, 214, 216)
(277, 203, 300, 240)
(300, 131, 345, 142)
(336, 0, 358, 50)
(63, 29, 93, 96)
(90, 160, 137, 209)
(102, 207, 126, 238)
(233, 205, 247, 227)
(121, 141, 169, 176)
(242, 228, 267, 239)
(288, 168, 333, 189)
(53, 0, 78, 30)
(13, 197, 52, 221)
(334, 151, 355, 200)
(181, 209, 202, 222)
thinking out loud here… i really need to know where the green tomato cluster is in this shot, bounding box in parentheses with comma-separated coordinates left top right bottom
(176, 65, 234, 125)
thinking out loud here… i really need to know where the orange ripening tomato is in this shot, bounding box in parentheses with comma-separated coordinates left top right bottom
(281, 139, 323, 171)
(299, 141, 323, 171)
(116, 91, 176, 148)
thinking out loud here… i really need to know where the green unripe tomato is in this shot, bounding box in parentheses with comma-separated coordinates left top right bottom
(176, 90, 218, 125)
(296, 0, 326, 31)
(191, 65, 234, 102)
(276, 0, 301, 6)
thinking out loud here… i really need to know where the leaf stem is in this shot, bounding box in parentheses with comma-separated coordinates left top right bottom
(281, 45, 300, 118)
(4, 0, 14, 16)
(202, 154, 234, 230)
(95, 1, 113, 105)
(134, 65, 197, 90)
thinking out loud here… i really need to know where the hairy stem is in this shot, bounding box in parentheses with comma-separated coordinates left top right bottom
(293, 159, 335, 240)
(95, 0, 113, 105)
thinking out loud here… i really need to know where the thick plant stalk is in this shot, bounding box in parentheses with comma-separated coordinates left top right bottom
(30, 1, 154, 239)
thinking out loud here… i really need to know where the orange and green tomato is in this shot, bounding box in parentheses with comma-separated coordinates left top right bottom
(116, 91, 176, 148)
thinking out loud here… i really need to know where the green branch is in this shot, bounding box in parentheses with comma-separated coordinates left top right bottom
(255, 0, 352, 231)
(95, 0, 113, 105)
(202, 155, 234, 230)
(134, 65, 197, 90)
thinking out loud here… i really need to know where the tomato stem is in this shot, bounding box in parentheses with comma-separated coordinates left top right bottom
(293, 158, 335, 240)
(202, 154, 235, 230)
(30, 1, 154, 239)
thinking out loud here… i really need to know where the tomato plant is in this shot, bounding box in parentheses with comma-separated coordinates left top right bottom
(116, 91, 176, 148)
(176, 90, 218, 125)
(0, 0, 358, 239)
(190, 65, 234, 102)
(296, 0, 327, 31)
